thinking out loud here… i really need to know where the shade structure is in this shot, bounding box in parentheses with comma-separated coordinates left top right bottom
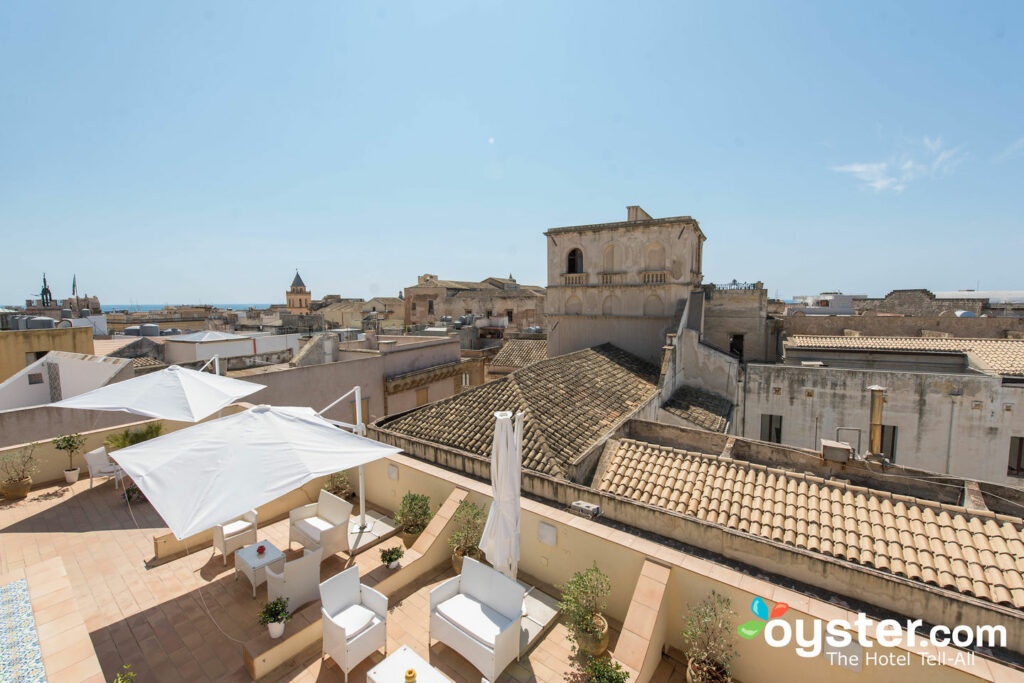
(51, 364, 264, 423)
(480, 410, 524, 580)
(110, 404, 401, 540)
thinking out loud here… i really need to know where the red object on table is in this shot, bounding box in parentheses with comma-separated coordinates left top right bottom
(257, 544, 266, 555)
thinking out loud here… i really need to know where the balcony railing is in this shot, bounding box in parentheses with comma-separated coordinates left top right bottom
(641, 270, 669, 284)
(598, 272, 626, 285)
(562, 273, 588, 286)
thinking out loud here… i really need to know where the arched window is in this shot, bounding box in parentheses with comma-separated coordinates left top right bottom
(602, 295, 620, 315)
(567, 248, 583, 274)
(643, 294, 663, 316)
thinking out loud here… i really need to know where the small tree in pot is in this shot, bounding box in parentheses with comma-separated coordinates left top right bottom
(258, 597, 291, 639)
(53, 433, 86, 484)
(681, 591, 737, 683)
(448, 499, 486, 573)
(558, 563, 612, 657)
(393, 491, 432, 547)
(0, 443, 38, 500)
(565, 653, 629, 683)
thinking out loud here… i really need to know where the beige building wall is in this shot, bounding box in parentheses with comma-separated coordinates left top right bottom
(404, 276, 545, 328)
(737, 363, 1024, 487)
(544, 207, 704, 364)
(0, 327, 94, 382)
(701, 284, 778, 362)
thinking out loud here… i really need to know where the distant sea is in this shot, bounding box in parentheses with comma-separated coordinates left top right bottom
(100, 304, 275, 312)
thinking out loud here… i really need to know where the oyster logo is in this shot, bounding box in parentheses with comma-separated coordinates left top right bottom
(737, 596, 789, 639)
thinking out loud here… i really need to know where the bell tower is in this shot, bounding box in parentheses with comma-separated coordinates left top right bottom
(286, 271, 311, 314)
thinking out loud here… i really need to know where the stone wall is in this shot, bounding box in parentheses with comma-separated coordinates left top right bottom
(853, 289, 985, 316)
(701, 284, 778, 362)
(781, 313, 1024, 339)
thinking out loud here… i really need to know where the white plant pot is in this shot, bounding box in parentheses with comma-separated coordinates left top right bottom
(388, 560, 400, 569)
(64, 468, 80, 484)
(267, 622, 285, 639)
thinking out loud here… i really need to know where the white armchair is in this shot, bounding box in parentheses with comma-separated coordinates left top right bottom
(429, 557, 525, 682)
(320, 565, 387, 682)
(266, 546, 323, 612)
(289, 490, 353, 558)
(84, 447, 125, 489)
(212, 509, 257, 565)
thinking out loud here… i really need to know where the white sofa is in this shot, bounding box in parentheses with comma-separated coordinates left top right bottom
(266, 546, 323, 612)
(429, 557, 525, 682)
(212, 509, 258, 565)
(320, 565, 388, 682)
(290, 490, 353, 559)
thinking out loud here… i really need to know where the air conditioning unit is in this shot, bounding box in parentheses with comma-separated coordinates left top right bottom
(570, 501, 602, 519)
(821, 439, 853, 463)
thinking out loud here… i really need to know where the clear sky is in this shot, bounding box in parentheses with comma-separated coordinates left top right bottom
(1, 1, 1021, 306)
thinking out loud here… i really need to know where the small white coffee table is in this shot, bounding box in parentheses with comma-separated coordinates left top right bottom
(234, 541, 285, 597)
(367, 645, 451, 683)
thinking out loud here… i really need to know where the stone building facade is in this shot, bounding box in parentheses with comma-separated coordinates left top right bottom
(403, 275, 545, 328)
(700, 282, 779, 363)
(285, 272, 311, 314)
(544, 206, 705, 364)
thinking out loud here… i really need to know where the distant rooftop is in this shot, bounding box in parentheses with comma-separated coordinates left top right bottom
(166, 330, 247, 343)
(934, 290, 1024, 305)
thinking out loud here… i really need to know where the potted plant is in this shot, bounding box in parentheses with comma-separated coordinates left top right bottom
(558, 562, 612, 657)
(565, 653, 629, 683)
(380, 545, 404, 569)
(393, 492, 432, 547)
(682, 591, 737, 683)
(0, 444, 38, 500)
(53, 432, 86, 484)
(323, 471, 355, 500)
(258, 597, 291, 639)
(122, 482, 147, 504)
(447, 499, 486, 573)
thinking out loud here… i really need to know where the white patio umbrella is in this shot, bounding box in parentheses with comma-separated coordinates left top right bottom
(109, 404, 400, 540)
(480, 410, 524, 580)
(51, 364, 264, 423)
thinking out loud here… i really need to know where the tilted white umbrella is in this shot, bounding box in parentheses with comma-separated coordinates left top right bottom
(480, 410, 524, 579)
(110, 404, 400, 539)
(51, 364, 264, 423)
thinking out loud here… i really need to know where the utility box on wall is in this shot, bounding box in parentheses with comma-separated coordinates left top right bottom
(821, 439, 854, 463)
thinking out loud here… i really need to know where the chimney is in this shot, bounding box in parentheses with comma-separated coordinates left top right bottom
(627, 205, 652, 222)
(867, 385, 886, 455)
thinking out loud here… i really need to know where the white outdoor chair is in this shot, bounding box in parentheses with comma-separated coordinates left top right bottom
(320, 565, 387, 682)
(212, 509, 258, 565)
(266, 545, 323, 612)
(83, 447, 125, 489)
(429, 557, 525, 682)
(289, 490, 353, 559)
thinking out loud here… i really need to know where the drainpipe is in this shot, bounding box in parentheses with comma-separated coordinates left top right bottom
(945, 388, 962, 474)
(867, 385, 886, 455)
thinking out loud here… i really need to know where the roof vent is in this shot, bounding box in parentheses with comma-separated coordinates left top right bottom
(569, 501, 602, 519)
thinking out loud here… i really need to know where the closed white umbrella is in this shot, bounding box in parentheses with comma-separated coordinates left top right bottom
(480, 410, 524, 579)
(110, 404, 400, 539)
(51, 364, 263, 423)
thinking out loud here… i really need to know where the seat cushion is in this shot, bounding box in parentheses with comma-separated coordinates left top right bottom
(329, 603, 377, 639)
(295, 516, 334, 542)
(435, 593, 512, 649)
(221, 519, 253, 537)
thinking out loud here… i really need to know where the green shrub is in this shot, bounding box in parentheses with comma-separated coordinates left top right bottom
(681, 591, 737, 682)
(393, 492, 432, 534)
(104, 423, 163, 451)
(323, 471, 353, 498)
(557, 563, 611, 642)
(53, 433, 86, 470)
(113, 664, 136, 682)
(258, 597, 291, 625)
(565, 654, 629, 683)
(379, 546, 404, 564)
(447, 500, 486, 557)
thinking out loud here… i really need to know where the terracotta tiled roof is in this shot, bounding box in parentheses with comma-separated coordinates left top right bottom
(598, 439, 1024, 609)
(131, 357, 165, 369)
(93, 338, 139, 356)
(785, 335, 1024, 376)
(384, 344, 659, 477)
(490, 340, 548, 369)
(662, 385, 732, 432)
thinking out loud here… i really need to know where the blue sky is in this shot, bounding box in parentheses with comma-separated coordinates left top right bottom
(1, 1, 1021, 306)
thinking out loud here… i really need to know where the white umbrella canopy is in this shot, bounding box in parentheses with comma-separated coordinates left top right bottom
(110, 404, 400, 540)
(480, 410, 524, 580)
(51, 364, 264, 423)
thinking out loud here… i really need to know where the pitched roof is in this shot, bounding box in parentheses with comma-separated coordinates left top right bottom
(597, 439, 1024, 609)
(93, 337, 141, 356)
(291, 272, 305, 288)
(383, 344, 659, 477)
(490, 340, 548, 369)
(662, 385, 732, 432)
(131, 357, 165, 370)
(785, 335, 1024, 377)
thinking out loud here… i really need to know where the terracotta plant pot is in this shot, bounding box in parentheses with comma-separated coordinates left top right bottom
(577, 614, 610, 657)
(267, 622, 285, 639)
(686, 658, 729, 683)
(1, 477, 32, 500)
(64, 467, 80, 484)
(451, 550, 482, 574)
(399, 529, 421, 548)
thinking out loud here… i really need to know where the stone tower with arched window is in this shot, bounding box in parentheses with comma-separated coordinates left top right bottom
(543, 206, 705, 363)
(286, 271, 312, 314)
